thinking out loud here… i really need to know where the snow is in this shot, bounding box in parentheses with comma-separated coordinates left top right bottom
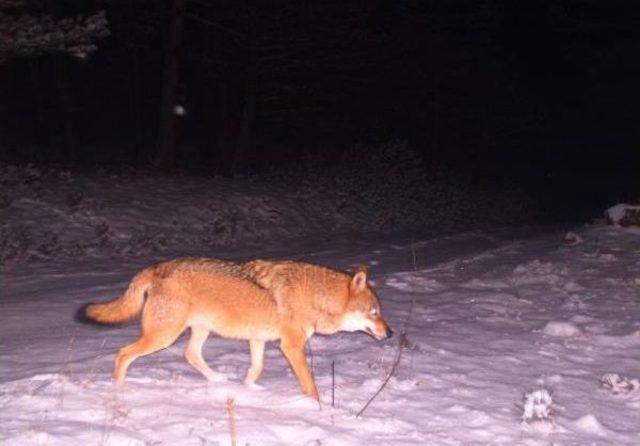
(521, 389, 556, 434)
(2, 172, 640, 445)
(605, 203, 640, 226)
(542, 321, 582, 338)
(573, 414, 609, 436)
(521, 389, 554, 422)
(0, 161, 533, 264)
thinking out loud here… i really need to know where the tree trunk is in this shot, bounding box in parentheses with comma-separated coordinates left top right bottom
(53, 55, 77, 162)
(430, 73, 440, 166)
(155, 0, 187, 171)
(232, 35, 257, 171)
(126, 1, 143, 164)
(212, 28, 233, 174)
(216, 77, 232, 174)
(0, 64, 13, 160)
(29, 59, 46, 159)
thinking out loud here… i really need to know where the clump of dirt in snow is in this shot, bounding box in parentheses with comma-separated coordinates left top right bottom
(521, 389, 556, 433)
(563, 231, 583, 246)
(600, 373, 639, 395)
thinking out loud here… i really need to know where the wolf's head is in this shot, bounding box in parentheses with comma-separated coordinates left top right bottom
(340, 267, 393, 340)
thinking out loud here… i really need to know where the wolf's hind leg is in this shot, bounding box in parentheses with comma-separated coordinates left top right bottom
(114, 328, 183, 386)
(114, 293, 189, 386)
(244, 339, 265, 387)
(185, 325, 225, 381)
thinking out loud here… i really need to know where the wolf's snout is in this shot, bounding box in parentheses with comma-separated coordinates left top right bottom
(385, 326, 394, 339)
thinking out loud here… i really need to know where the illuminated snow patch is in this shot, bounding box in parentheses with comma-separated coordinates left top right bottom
(542, 320, 582, 337)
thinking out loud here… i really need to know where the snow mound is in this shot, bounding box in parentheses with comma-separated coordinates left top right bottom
(512, 260, 568, 286)
(605, 203, 640, 227)
(385, 274, 443, 292)
(542, 321, 582, 337)
(573, 414, 609, 436)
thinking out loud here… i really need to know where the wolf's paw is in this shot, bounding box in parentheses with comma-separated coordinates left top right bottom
(286, 394, 322, 410)
(244, 379, 265, 390)
(206, 372, 228, 383)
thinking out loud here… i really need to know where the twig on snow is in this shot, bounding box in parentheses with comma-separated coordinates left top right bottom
(226, 397, 237, 446)
(355, 330, 408, 418)
(331, 360, 335, 408)
(356, 243, 418, 418)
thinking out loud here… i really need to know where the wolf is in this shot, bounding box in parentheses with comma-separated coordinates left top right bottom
(80, 258, 392, 400)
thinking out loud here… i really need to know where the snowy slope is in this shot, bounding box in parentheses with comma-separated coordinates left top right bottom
(2, 224, 639, 445)
(0, 163, 534, 264)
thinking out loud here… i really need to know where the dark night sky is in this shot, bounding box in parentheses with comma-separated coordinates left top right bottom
(1, 0, 639, 221)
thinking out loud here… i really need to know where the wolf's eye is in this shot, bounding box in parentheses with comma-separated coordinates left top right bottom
(370, 308, 379, 316)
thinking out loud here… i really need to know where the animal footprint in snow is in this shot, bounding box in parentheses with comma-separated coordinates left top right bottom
(600, 373, 639, 395)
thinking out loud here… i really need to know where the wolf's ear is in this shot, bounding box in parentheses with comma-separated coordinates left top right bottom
(350, 266, 368, 293)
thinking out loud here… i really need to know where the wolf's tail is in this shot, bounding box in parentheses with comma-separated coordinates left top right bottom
(82, 268, 155, 324)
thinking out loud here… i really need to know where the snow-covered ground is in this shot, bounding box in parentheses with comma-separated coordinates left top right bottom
(0, 160, 533, 264)
(2, 222, 640, 445)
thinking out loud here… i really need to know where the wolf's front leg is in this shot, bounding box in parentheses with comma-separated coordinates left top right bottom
(279, 329, 319, 401)
(185, 325, 226, 382)
(244, 339, 265, 387)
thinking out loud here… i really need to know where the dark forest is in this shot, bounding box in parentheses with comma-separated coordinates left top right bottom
(1, 0, 639, 220)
